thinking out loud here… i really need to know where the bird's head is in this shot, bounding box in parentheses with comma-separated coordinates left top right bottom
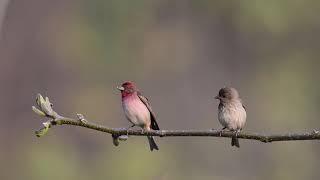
(215, 87, 239, 102)
(117, 81, 137, 98)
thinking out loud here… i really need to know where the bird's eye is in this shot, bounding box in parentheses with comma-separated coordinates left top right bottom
(126, 88, 134, 93)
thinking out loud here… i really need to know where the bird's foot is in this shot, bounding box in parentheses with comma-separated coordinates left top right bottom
(126, 124, 135, 136)
(234, 129, 240, 137)
(219, 127, 227, 136)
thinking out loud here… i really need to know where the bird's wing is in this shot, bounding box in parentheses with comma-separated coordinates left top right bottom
(240, 99, 246, 110)
(242, 104, 246, 110)
(137, 91, 160, 130)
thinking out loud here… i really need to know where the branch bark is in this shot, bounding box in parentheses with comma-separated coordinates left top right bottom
(32, 94, 320, 145)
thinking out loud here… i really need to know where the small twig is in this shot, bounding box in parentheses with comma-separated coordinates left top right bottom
(32, 94, 320, 145)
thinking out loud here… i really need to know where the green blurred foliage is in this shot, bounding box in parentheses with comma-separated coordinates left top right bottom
(2, 0, 320, 180)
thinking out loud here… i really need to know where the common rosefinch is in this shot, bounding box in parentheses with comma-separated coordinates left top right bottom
(117, 81, 160, 151)
(215, 87, 246, 148)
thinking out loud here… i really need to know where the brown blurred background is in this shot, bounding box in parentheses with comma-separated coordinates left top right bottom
(1, 0, 320, 180)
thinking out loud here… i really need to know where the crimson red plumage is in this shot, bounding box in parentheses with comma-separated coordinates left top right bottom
(120, 81, 137, 98)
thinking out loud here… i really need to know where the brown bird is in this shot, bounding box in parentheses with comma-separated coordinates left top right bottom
(117, 81, 160, 151)
(215, 87, 246, 148)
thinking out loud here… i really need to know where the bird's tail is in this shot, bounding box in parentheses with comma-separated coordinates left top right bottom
(231, 136, 240, 148)
(147, 136, 159, 151)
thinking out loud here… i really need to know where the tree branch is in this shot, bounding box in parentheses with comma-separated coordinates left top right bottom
(32, 94, 320, 146)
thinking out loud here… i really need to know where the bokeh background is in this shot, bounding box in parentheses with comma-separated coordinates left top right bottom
(1, 0, 320, 180)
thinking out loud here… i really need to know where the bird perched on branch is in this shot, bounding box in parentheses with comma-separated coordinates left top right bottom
(117, 81, 160, 151)
(215, 87, 246, 148)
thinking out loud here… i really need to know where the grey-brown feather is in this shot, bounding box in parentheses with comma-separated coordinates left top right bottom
(137, 92, 160, 130)
(217, 87, 246, 148)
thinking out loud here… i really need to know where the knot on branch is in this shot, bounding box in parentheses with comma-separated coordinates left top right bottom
(313, 129, 320, 134)
(112, 134, 129, 146)
(77, 113, 88, 124)
(260, 136, 271, 143)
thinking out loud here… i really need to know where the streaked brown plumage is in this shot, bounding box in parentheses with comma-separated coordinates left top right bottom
(215, 87, 246, 148)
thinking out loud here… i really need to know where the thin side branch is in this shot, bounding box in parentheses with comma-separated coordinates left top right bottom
(32, 94, 320, 145)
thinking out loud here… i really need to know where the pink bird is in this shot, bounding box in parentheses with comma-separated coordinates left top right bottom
(117, 81, 160, 151)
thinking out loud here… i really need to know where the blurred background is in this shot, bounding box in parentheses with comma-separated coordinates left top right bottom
(1, 0, 320, 180)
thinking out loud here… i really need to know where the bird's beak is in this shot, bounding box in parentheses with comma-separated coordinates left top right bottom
(117, 86, 125, 91)
(214, 95, 220, 99)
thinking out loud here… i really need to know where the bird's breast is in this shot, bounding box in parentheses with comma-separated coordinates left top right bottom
(218, 102, 246, 130)
(122, 96, 150, 126)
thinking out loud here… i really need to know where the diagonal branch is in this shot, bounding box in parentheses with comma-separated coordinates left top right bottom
(32, 94, 320, 146)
